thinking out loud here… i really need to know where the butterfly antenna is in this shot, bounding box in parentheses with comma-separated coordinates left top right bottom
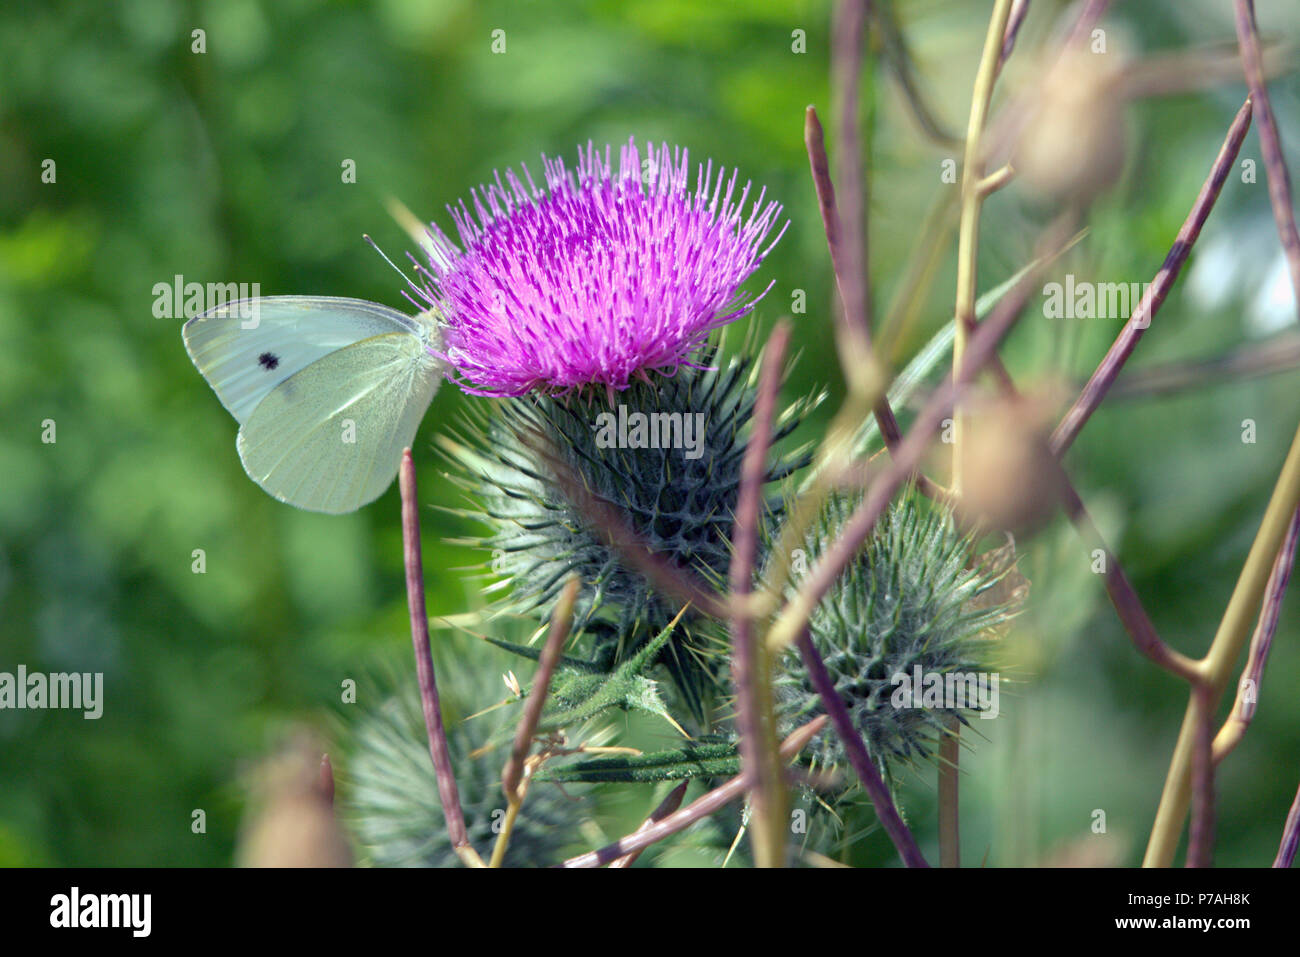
(363, 233, 410, 281)
(364, 233, 431, 307)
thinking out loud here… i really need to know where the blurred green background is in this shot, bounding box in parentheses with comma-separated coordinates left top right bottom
(2, 0, 1299, 866)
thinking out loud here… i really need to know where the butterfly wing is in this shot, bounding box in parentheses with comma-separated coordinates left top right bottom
(235, 331, 443, 514)
(183, 296, 430, 425)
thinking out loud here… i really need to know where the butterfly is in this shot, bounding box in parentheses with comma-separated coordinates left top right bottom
(183, 296, 444, 514)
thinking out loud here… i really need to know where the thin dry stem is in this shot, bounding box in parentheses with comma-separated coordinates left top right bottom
(729, 321, 794, 868)
(1275, 783, 1300, 867)
(502, 576, 580, 799)
(557, 717, 828, 868)
(795, 630, 929, 867)
(951, 0, 1015, 500)
(996, 0, 1031, 77)
(831, 0, 873, 352)
(871, 0, 963, 148)
(609, 782, 689, 869)
(767, 217, 1061, 656)
(1057, 476, 1200, 681)
(489, 576, 580, 868)
(1145, 422, 1300, 866)
(1107, 333, 1300, 400)
(1214, 509, 1300, 763)
(1052, 97, 1253, 456)
(1186, 685, 1216, 868)
(399, 448, 484, 868)
(1235, 0, 1300, 304)
(1145, 4, 1300, 865)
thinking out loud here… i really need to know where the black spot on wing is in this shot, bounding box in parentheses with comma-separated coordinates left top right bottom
(258, 352, 280, 371)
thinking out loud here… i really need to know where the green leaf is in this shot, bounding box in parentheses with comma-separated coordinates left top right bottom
(482, 635, 603, 674)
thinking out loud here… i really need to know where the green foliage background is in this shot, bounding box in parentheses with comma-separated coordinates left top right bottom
(1, 0, 1298, 866)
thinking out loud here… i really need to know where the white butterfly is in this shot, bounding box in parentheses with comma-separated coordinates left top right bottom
(183, 296, 444, 514)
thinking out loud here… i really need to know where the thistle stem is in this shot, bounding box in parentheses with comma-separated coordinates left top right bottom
(1213, 509, 1300, 763)
(805, 104, 946, 498)
(502, 577, 579, 797)
(1058, 479, 1200, 682)
(1144, 2, 1300, 865)
(1234, 0, 1300, 303)
(1052, 97, 1253, 456)
(951, 0, 1014, 497)
(831, 0, 873, 358)
(557, 718, 827, 868)
(609, 782, 689, 869)
(1275, 782, 1300, 867)
(767, 242, 1044, 655)
(1144, 421, 1300, 866)
(938, 719, 961, 867)
(490, 575, 580, 868)
(795, 630, 928, 866)
(1104, 333, 1300, 401)
(1186, 684, 1216, 868)
(399, 448, 484, 869)
(996, 0, 1031, 76)
(730, 321, 793, 867)
(945, 2, 1015, 862)
(487, 797, 525, 870)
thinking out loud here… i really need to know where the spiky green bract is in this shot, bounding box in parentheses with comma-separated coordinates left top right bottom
(338, 655, 576, 868)
(775, 488, 1015, 785)
(788, 789, 885, 866)
(531, 612, 684, 737)
(450, 347, 814, 726)
(536, 739, 740, 784)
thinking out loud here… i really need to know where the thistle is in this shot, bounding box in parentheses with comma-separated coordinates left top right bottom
(338, 657, 577, 868)
(775, 488, 1021, 785)
(447, 348, 815, 726)
(412, 138, 787, 396)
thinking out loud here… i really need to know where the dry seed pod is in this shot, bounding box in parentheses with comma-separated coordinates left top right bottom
(236, 732, 352, 868)
(1012, 49, 1127, 203)
(959, 392, 1063, 535)
(1041, 830, 1130, 867)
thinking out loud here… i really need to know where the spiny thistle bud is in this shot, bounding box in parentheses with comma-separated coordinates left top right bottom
(775, 488, 1021, 785)
(338, 657, 577, 867)
(447, 349, 815, 724)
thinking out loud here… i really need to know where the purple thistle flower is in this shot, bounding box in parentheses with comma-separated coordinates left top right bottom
(411, 138, 787, 397)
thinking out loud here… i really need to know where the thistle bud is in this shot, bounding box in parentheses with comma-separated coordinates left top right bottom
(450, 350, 814, 726)
(339, 657, 578, 868)
(775, 489, 1020, 784)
